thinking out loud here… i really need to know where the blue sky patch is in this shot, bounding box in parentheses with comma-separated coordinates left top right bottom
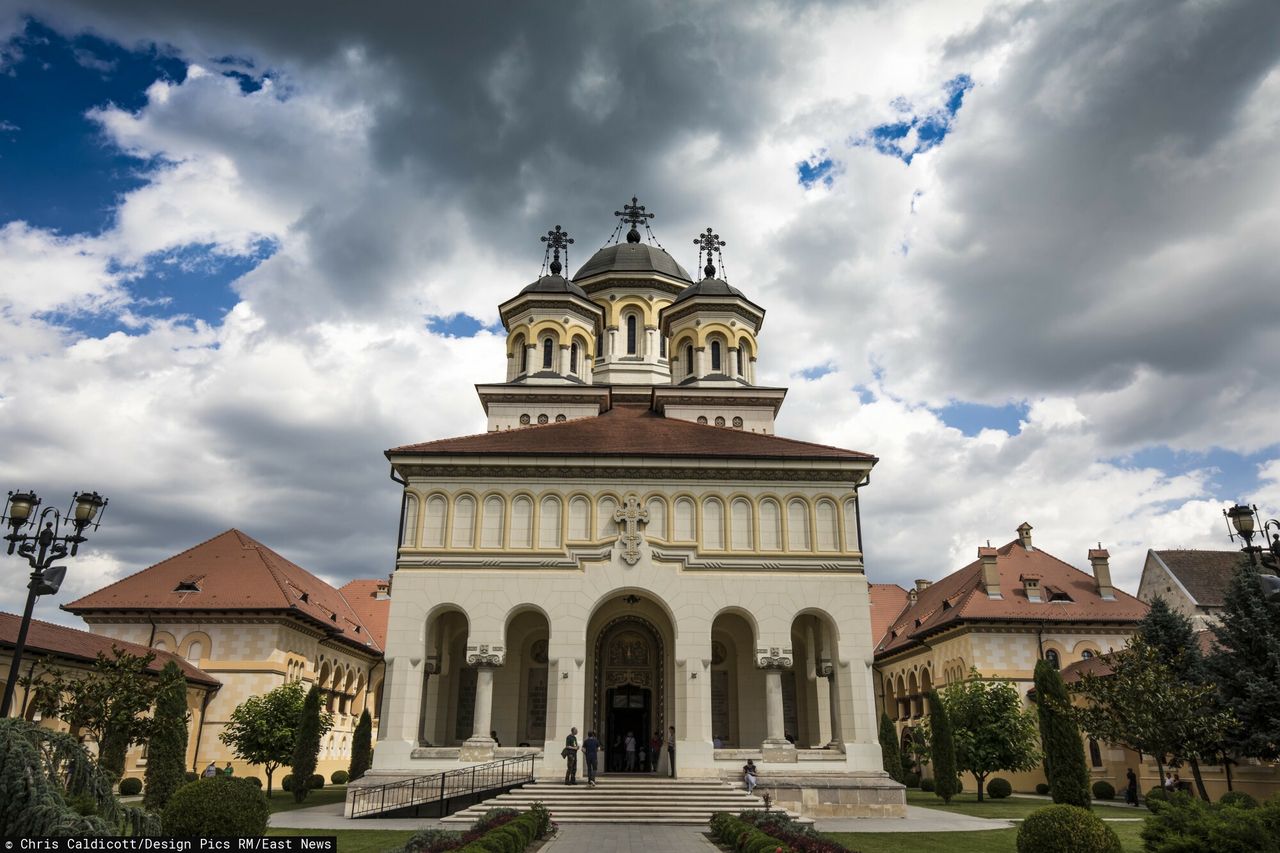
(427, 313, 500, 338)
(796, 151, 841, 189)
(0, 19, 185, 236)
(854, 74, 974, 165)
(1113, 445, 1279, 507)
(936, 399, 1028, 436)
(796, 362, 836, 380)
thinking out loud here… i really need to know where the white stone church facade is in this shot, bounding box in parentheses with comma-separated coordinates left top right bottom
(369, 207, 904, 817)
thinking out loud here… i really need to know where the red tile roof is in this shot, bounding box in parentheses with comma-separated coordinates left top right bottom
(388, 404, 876, 462)
(338, 579, 390, 650)
(1152, 550, 1242, 608)
(869, 583, 910, 648)
(64, 530, 383, 655)
(0, 612, 219, 688)
(875, 538, 1149, 659)
(1055, 653, 1114, 685)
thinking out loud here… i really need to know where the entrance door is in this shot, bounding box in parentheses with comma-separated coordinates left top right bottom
(606, 684, 651, 773)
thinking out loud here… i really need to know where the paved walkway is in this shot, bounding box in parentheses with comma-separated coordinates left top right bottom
(542, 825, 719, 852)
(815, 806, 1012, 833)
(269, 802, 451, 831)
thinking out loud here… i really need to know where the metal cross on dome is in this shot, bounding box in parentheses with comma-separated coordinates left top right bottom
(613, 495, 649, 567)
(615, 196, 655, 244)
(694, 227, 727, 279)
(540, 225, 574, 276)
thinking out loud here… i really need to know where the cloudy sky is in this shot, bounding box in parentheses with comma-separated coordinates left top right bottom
(1, 0, 1278, 624)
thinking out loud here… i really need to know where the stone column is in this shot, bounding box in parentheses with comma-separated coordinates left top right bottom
(460, 645, 503, 761)
(695, 346, 708, 379)
(821, 663, 842, 748)
(559, 344, 570, 376)
(606, 327, 618, 359)
(525, 344, 537, 374)
(760, 658, 797, 763)
(380, 656, 425, 753)
(645, 326, 657, 363)
(728, 347, 740, 380)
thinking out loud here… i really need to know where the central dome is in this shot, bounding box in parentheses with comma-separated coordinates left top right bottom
(572, 242, 692, 282)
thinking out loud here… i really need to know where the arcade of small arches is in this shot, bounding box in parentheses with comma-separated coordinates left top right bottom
(414, 594, 850, 761)
(399, 490, 862, 555)
(881, 665, 938, 724)
(150, 630, 212, 666)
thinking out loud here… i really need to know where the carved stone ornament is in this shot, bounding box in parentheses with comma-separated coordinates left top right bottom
(467, 643, 504, 668)
(756, 646, 793, 669)
(613, 493, 650, 566)
(711, 640, 727, 666)
(530, 639, 548, 664)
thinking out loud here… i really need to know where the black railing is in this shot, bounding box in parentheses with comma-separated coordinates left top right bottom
(351, 754, 536, 819)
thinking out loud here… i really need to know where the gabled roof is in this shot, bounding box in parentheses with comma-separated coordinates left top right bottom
(869, 583, 911, 648)
(338, 579, 390, 650)
(875, 538, 1148, 659)
(388, 404, 875, 463)
(1151, 550, 1242, 608)
(64, 530, 383, 655)
(0, 612, 219, 688)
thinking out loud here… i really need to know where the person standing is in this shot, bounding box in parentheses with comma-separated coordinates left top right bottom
(1125, 768, 1139, 806)
(563, 727, 579, 785)
(667, 725, 676, 778)
(583, 731, 600, 788)
(625, 731, 637, 772)
(202, 762, 217, 778)
(223, 762, 234, 777)
(1162, 771, 1174, 792)
(649, 731, 661, 771)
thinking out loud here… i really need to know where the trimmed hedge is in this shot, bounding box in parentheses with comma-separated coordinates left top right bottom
(1145, 787, 1169, 812)
(1143, 794, 1280, 852)
(712, 811, 856, 853)
(1016, 805, 1122, 853)
(902, 771, 921, 789)
(160, 777, 269, 837)
(1218, 791, 1258, 809)
(987, 778, 1012, 799)
(331, 770, 349, 785)
(920, 777, 935, 792)
(1092, 780, 1115, 801)
(118, 777, 143, 796)
(282, 774, 295, 792)
(244, 777, 262, 788)
(1035, 783, 1051, 796)
(441, 804, 552, 853)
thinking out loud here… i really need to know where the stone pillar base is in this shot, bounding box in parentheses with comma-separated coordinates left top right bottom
(459, 736, 496, 762)
(761, 739, 798, 763)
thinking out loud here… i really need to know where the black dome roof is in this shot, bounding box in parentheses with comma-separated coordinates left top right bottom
(520, 274, 591, 300)
(671, 276, 746, 304)
(573, 242, 692, 282)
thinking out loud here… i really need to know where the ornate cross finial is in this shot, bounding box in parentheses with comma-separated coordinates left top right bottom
(613, 494, 649, 567)
(615, 196, 655, 244)
(694, 227, 726, 279)
(541, 225, 574, 276)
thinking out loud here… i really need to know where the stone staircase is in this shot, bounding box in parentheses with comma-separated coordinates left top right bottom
(441, 776, 798, 825)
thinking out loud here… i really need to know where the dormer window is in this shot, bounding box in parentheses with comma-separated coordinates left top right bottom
(299, 592, 309, 603)
(1047, 588, 1073, 603)
(174, 580, 201, 593)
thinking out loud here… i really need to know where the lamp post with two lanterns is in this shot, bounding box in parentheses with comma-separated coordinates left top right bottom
(1223, 503, 1280, 602)
(1, 489, 108, 717)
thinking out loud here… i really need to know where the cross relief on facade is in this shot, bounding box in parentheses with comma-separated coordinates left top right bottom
(613, 494, 649, 566)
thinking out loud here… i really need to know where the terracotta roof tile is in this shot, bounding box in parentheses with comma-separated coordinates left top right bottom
(868, 583, 911, 648)
(64, 530, 382, 655)
(388, 404, 875, 462)
(338, 579, 390, 650)
(0, 612, 219, 688)
(1153, 550, 1242, 608)
(876, 539, 1149, 659)
(1056, 654, 1114, 685)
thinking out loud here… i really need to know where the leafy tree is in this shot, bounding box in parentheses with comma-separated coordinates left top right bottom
(22, 647, 162, 778)
(143, 662, 189, 810)
(1071, 635, 1234, 798)
(219, 681, 329, 795)
(943, 672, 1041, 802)
(1033, 659, 1091, 807)
(926, 690, 959, 804)
(904, 721, 932, 777)
(878, 712, 904, 782)
(289, 685, 325, 803)
(348, 709, 373, 781)
(1209, 559, 1280, 764)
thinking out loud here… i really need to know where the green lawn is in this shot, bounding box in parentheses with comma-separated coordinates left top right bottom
(265, 784, 350, 813)
(826, 822, 1144, 853)
(267, 829, 415, 853)
(904, 789, 1143, 820)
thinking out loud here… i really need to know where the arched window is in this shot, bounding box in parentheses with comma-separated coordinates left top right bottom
(711, 340, 722, 371)
(595, 334, 603, 357)
(542, 338, 553, 369)
(1088, 737, 1103, 768)
(660, 336, 666, 358)
(1081, 649, 1095, 660)
(685, 345, 694, 376)
(1045, 649, 1060, 670)
(626, 315, 637, 355)
(736, 347, 744, 376)
(570, 342, 579, 374)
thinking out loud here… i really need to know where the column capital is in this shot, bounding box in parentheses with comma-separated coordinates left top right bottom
(756, 647, 793, 670)
(465, 643, 505, 668)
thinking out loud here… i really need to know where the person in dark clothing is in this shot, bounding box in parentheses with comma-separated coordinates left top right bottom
(563, 727, 578, 785)
(667, 725, 676, 778)
(1125, 768, 1139, 806)
(583, 731, 600, 787)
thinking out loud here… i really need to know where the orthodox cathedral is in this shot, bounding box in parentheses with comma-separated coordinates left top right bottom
(371, 200, 904, 816)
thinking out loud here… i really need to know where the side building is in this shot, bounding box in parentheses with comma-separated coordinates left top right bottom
(62, 528, 389, 780)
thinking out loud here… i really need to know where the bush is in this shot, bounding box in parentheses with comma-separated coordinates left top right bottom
(161, 777, 269, 836)
(184, 772, 198, 783)
(920, 777, 935, 792)
(1142, 794, 1280, 853)
(1219, 790, 1259, 809)
(118, 777, 143, 796)
(903, 771, 921, 788)
(1017, 805, 1122, 853)
(244, 777, 262, 788)
(1092, 780, 1115, 801)
(956, 778, 964, 794)
(987, 778, 1012, 799)
(473, 807, 520, 833)
(309, 774, 324, 790)
(281, 774, 295, 792)
(1035, 783, 1051, 796)
(1145, 786, 1169, 811)
(404, 828, 463, 853)
(331, 770, 349, 785)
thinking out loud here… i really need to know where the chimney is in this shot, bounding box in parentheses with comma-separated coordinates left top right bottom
(979, 546, 1002, 599)
(1089, 547, 1115, 601)
(915, 579, 933, 593)
(1020, 573, 1042, 603)
(1017, 522, 1034, 551)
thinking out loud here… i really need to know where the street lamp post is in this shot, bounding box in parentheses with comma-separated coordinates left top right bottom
(1223, 502, 1280, 602)
(1, 489, 108, 717)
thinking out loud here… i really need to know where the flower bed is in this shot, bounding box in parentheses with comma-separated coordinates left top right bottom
(710, 811, 859, 853)
(402, 803, 553, 853)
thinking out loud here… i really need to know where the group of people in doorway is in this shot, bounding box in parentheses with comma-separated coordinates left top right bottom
(563, 726, 676, 785)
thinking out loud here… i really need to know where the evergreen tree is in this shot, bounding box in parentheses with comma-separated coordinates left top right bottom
(944, 673, 1041, 802)
(1033, 658, 1091, 807)
(878, 712, 904, 783)
(1209, 559, 1280, 762)
(143, 663, 189, 810)
(290, 685, 324, 803)
(926, 690, 959, 804)
(348, 709, 373, 782)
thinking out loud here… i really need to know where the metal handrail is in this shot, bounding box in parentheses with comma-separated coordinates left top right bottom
(351, 753, 536, 818)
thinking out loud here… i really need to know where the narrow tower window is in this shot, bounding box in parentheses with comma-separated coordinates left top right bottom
(520, 346, 528, 373)
(736, 347, 744, 377)
(570, 342, 579, 373)
(685, 344, 694, 377)
(660, 336, 666, 358)
(711, 340, 722, 371)
(542, 338, 553, 369)
(626, 315, 637, 355)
